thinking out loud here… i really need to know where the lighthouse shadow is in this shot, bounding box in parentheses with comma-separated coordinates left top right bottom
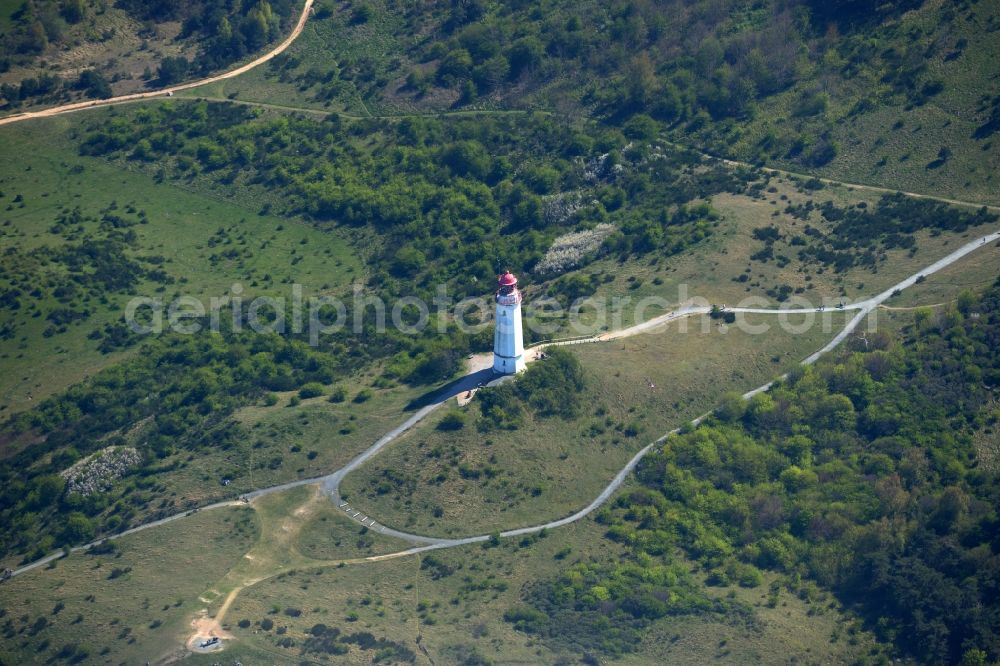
(403, 368, 500, 411)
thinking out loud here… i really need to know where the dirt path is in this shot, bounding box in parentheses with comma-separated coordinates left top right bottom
(703, 154, 1000, 213)
(7, 228, 998, 581)
(0, 0, 315, 127)
(6, 229, 997, 662)
(186, 610, 232, 653)
(185, 229, 1000, 634)
(321, 229, 1000, 545)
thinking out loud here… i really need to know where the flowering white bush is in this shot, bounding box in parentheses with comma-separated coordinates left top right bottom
(535, 223, 616, 276)
(61, 446, 142, 496)
(542, 192, 585, 227)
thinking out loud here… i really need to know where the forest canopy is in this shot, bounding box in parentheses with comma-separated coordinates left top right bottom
(509, 280, 1000, 663)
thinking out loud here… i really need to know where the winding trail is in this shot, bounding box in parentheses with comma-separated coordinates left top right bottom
(321, 230, 1000, 548)
(7, 228, 998, 580)
(1, 8, 997, 657)
(0, 0, 997, 583)
(708, 154, 1000, 212)
(0, 0, 315, 128)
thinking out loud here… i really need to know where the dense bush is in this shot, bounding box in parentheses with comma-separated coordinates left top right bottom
(78, 102, 739, 301)
(308, 0, 963, 172)
(0, 318, 353, 559)
(477, 347, 586, 431)
(750, 194, 997, 274)
(509, 282, 1000, 662)
(0, 0, 298, 108)
(302, 624, 414, 661)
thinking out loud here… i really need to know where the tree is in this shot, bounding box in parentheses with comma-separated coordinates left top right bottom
(25, 21, 49, 54)
(438, 49, 473, 84)
(157, 57, 189, 85)
(61, 512, 94, 544)
(623, 114, 659, 141)
(390, 247, 427, 277)
(507, 37, 543, 79)
(437, 410, 466, 431)
(510, 192, 543, 229)
(441, 141, 490, 180)
(409, 349, 461, 384)
(651, 83, 683, 122)
(242, 12, 268, 49)
(76, 70, 112, 99)
(715, 391, 746, 422)
(1, 83, 20, 104)
(625, 53, 657, 110)
(61, 0, 85, 23)
(959, 649, 989, 666)
(473, 56, 509, 93)
(298, 383, 324, 399)
(459, 23, 499, 61)
(351, 3, 373, 24)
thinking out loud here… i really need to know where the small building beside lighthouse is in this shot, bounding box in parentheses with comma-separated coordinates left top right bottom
(493, 271, 526, 374)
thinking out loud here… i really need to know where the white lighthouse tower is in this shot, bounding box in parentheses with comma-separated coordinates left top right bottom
(493, 270, 526, 374)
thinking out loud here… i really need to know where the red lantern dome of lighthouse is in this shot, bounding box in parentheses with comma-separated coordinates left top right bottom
(495, 270, 521, 305)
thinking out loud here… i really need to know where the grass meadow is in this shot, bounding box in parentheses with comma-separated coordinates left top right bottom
(0, 113, 361, 415)
(340, 310, 849, 538)
(195, 509, 880, 665)
(0, 505, 258, 665)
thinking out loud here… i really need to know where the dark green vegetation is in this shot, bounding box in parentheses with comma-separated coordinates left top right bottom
(476, 347, 585, 429)
(506, 561, 750, 657)
(215, 504, 880, 664)
(63, 98, 997, 361)
(118, 0, 299, 77)
(0, 204, 175, 344)
(0, 329, 341, 563)
(213, 0, 999, 204)
(0, 0, 997, 662)
(0, 115, 361, 415)
(0, 98, 723, 564)
(300, 624, 415, 662)
(341, 311, 844, 538)
(752, 192, 996, 276)
(508, 283, 1000, 663)
(0, 0, 300, 110)
(0, 288, 480, 565)
(77, 100, 739, 301)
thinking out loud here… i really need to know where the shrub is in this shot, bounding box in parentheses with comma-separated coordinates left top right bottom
(298, 382, 324, 399)
(351, 3, 373, 23)
(437, 410, 466, 431)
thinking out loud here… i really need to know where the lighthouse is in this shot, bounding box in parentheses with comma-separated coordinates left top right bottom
(493, 271, 526, 374)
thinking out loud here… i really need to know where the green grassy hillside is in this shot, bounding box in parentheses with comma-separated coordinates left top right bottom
(0, 114, 361, 415)
(0, 0, 303, 113)
(0, 505, 257, 665)
(0, 1, 997, 663)
(189, 0, 1000, 204)
(1, 95, 995, 574)
(341, 313, 846, 537)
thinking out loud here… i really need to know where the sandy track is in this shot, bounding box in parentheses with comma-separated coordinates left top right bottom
(0, 0, 314, 128)
(6, 229, 998, 580)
